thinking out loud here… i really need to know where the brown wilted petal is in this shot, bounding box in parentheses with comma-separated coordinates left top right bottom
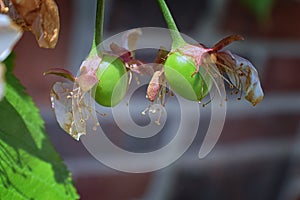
(8, 0, 60, 48)
(43, 68, 75, 82)
(220, 52, 264, 106)
(129, 63, 153, 75)
(212, 35, 244, 52)
(121, 28, 142, 52)
(147, 70, 163, 101)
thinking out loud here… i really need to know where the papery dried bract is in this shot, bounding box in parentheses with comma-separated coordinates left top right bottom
(7, 0, 60, 48)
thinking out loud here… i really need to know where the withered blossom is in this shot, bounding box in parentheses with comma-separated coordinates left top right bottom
(146, 48, 169, 104)
(147, 69, 164, 102)
(46, 56, 101, 140)
(3, 0, 60, 48)
(169, 35, 264, 106)
(46, 29, 145, 140)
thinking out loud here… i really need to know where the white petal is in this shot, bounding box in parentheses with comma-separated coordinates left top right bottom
(72, 87, 98, 139)
(50, 82, 98, 140)
(50, 82, 78, 139)
(0, 14, 22, 61)
(0, 63, 5, 101)
(77, 56, 101, 92)
(80, 55, 101, 72)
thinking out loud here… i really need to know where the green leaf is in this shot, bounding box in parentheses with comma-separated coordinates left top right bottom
(0, 54, 79, 200)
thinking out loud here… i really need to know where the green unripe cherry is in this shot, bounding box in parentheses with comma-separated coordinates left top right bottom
(164, 52, 212, 101)
(95, 55, 128, 107)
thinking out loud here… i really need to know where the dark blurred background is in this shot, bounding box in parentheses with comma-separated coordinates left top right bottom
(13, 0, 300, 199)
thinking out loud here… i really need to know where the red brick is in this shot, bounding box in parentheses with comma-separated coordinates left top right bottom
(219, 114, 300, 144)
(221, 0, 300, 40)
(263, 57, 300, 92)
(75, 173, 152, 200)
(107, 0, 209, 33)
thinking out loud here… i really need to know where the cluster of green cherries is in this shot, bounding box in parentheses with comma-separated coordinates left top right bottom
(94, 0, 214, 107)
(94, 47, 212, 107)
(45, 0, 263, 140)
(94, 36, 264, 108)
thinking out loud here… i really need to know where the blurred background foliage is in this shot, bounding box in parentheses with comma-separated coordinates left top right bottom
(241, 0, 276, 21)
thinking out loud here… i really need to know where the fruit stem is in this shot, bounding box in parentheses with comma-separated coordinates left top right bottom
(92, 0, 105, 56)
(157, 0, 186, 49)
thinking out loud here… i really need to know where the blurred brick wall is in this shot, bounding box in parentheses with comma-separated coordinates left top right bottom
(13, 0, 300, 199)
(218, 0, 300, 147)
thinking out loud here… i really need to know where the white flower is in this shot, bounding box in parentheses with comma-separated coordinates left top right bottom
(0, 14, 23, 100)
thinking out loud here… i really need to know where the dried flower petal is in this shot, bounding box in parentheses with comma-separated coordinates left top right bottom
(129, 63, 153, 75)
(46, 56, 102, 140)
(215, 51, 264, 106)
(50, 82, 99, 140)
(121, 28, 142, 52)
(50, 82, 76, 138)
(76, 56, 101, 92)
(110, 42, 132, 63)
(109, 31, 149, 75)
(147, 70, 163, 101)
(43, 68, 75, 82)
(212, 35, 244, 52)
(7, 0, 60, 48)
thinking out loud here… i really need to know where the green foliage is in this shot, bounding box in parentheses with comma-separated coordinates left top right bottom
(241, 0, 276, 21)
(0, 54, 79, 200)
